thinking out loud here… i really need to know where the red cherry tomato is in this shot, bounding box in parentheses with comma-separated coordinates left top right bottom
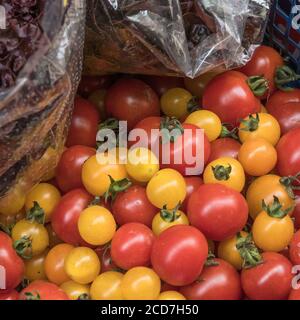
(0, 290, 19, 300)
(141, 75, 185, 97)
(208, 138, 241, 163)
(289, 289, 300, 300)
(238, 45, 284, 99)
(241, 252, 293, 300)
(268, 102, 300, 134)
(266, 88, 300, 112)
(289, 230, 300, 265)
(181, 176, 203, 213)
(129, 116, 161, 150)
(112, 185, 157, 227)
(160, 123, 211, 176)
(160, 282, 179, 293)
(293, 192, 300, 230)
(105, 78, 160, 130)
(151, 225, 208, 286)
(203, 71, 261, 126)
(187, 184, 248, 241)
(276, 127, 300, 178)
(51, 189, 93, 246)
(0, 231, 24, 292)
(56, 146, 95, 193)
(78, 75, 113, 98)
(111, 223, 155, 270)
(95, 245, 118, 273)
(66, 96, 100, 148)
(180, 259, 242, 300)
(19, 280, 69, 300)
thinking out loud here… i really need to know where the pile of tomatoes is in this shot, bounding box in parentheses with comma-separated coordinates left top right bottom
(1, 45, 300, 301)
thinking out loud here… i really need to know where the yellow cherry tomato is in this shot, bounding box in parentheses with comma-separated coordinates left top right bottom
(121, 267, 161, 300)
(161, 88, 193, 119)
(25, 183, 61, 222)
(24, 250, 48, 281)
(82, 154, 127, 196)
(203, 157, 245, 192)
(239, 113, 281, 146)
(64, 247, 101, 285)
(238, 138, 277, 177)
(184, 72, 219, 98)
(184, 110, 222, 142)
(60, 281, 90, 300)
(12, 219, 49, 258)
(146, 169, 186, 209)
(126, 148, 159, 183)
(90, 271, 124, 300)
(246, 174, 295, 220)
(252, 199, 294, 252)
(152, 209, 189, 236)
(217, 231, 248, 270)
(0, 186, 25, 216)
(158, 291, 186, 300)
(44, 243, 74, 285)
(78, 206, 116, 246)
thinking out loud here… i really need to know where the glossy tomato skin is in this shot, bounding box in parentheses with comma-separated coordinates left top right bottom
(151, 225, 208, 286)
(19, 280, 69, 300)
(180, 259, 242, 300)
(276, 127, 300, 178)
(289, 230, 300, 265)
(160, 123, 211, 176)
(188, 184, 248, 241)
(268, 102, 300, 135)
(0, 231, 24, 292)
(207, 138, 241, 163)
(203, 71, 261, 126)
(181, 176, 203, 213)
(105, 78, 160, 130)
(95, 246, 118, 273)
(141, 75, 184, 97)
(51, 189, 93, 246)
(0, 290, 19, 300)
(266, 88, 300, 112)
(56, 146, 95, 193)
(289, 289, 300, 300)
(293, 192, 300, 230)
(111, 223, 155, 270)
(238, 45, 283, 98)
(112, 185, 157, 227)
(129, 116, 161, 150)
(66, 96, 100, 148)
(241, 252, 293, 300)
(78, 75, 113, 98)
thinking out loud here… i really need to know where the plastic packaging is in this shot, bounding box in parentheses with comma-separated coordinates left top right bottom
(84, 0, 271, 78)
(0, 1, 85, 208)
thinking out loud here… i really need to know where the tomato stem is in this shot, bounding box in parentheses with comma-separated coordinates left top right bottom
(280, 173, 300, 200)
(240, 113, 260, 132)
(26, 201, 45, 225)
(275, 65, 300, 91)
(77, 293, 90, 300)
(187, 96, 200, 113)
(160, 117, 184, 144)
(24, 292, 41, 300)
(205, 251, 219, 267)
(160, 203, 181, 223)
(262, 196, 292, 218)
(212, 164, 232, 181)
(236, 233, 263, 269)
(13, 236, 33, 260)
(220, 124, 239, 140)
(104, 176, 132, 202)
(247, 76, 269, 97)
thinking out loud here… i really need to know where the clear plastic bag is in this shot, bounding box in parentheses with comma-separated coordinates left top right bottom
(84, 0, 271, 78)
(0, 1, 85, 208)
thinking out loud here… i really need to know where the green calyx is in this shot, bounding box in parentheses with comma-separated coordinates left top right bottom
(236, 233, 263, 269)
(104, 175, 132, 202)
(262, 196, 292, 219)
(280, 173, 300, 200)
(275, 65, 300, 91)
(205, 251, 219, 267)
(13, 236, 33, 260)
(24, 292, 41, 300)
(160, 203, 181, 223)
(220, 124, 239, 140)
(212, 164, 232, 181)
(0, 222, 14, 236)
(77, 294, 90, 300)
(160, 117, 184, 144)
(26, 201, 45, 225)
(187, 96, 200, 113)
(240, 113, 260, 132)
(97, 118, 120, 148)
(247, 76, 269, 97)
